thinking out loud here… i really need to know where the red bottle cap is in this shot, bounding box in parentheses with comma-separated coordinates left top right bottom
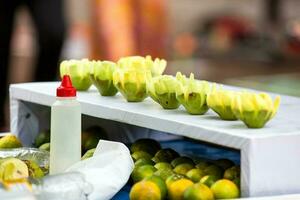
(57, 75, 77, 97)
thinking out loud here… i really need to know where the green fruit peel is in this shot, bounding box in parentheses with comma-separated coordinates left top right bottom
(232, 92, 280, 128)
(147, 75, 181, 109)
(176, 72, 210, 115)
(60, 59, 92, 91)
(113, 68, 151, 102)
(117, 55, 166, 77)
(207, 85, 238, 120)
(90, 61, 118, 96)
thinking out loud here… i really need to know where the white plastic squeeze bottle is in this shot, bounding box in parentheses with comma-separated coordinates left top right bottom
(50, 75, 81, 174)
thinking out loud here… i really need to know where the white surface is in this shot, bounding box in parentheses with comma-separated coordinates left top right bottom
(0, 132, 11, 137)
(66, 140, 134, 200)
(9, 82, 300, 149)
(0, 191, 35, 200)
(242, 135, 300, 197)
(9, 82, 300, 197)
(9, 96, 182, 147)
(244, 194, 300, 200)
(9, 99, 39, 146)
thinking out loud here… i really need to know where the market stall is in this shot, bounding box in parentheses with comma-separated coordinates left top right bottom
(8, 80, 300, 198)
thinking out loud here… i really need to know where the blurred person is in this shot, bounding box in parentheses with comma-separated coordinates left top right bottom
(90, 0, 168, 61)
(0, 0, 66, 130)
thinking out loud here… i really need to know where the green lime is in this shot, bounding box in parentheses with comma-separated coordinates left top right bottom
(195, 161, 211, 170)
(183, 183, 214, 200)
(186, 168, 204, 183)
(131, 151, 153, 162)
(145, 175, 167, 199)
(34, 131, 50, 148)
(154, 162, 172, 170)
(168, 178, 194, 200)
(135, 158, 155, 168)
(211, 179, 240, 199)
(200, 175, 218, 187)
(129, 181, 161, 200)
(224, 165, 240, 180)
(165, 173, 185, 188)
(233, 177, 240, 188)
(130, 138, 161, 156)
(173, 163, 194, 175)
(154, 168, 175, 181)
(82, 126, 107, 153)
(171, 156, 195, 168)
(38, 143, 50, 151)
(81, 148, 96, 160)
(203, 165, 223, 179)
(131, 165, 157, 183)
(152, 148, 179, 163)
(214, 159, 235, 170)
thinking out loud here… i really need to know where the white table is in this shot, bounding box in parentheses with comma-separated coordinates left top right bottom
(9, 82, 300, 198)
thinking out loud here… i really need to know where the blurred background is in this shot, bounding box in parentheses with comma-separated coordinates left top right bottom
(2, 0, 300, 130)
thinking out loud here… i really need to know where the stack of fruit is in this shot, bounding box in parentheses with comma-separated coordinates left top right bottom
(60, 56, 280, 128)
(129, 138, 240, 200)
(0, 134, 46, 190)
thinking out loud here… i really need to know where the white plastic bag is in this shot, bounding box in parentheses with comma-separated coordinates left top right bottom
(0, 191, 36, 200)
(66, 140, 134, 200)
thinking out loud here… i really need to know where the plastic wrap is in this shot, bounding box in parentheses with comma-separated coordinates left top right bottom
(34, 172, 92, 200)
(0, 148, 49, 170)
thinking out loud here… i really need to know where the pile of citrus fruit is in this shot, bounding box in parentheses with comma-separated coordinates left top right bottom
(129, 138, 240, 200)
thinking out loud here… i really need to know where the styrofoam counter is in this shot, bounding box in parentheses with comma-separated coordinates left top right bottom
(9, 82, 300, 198)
